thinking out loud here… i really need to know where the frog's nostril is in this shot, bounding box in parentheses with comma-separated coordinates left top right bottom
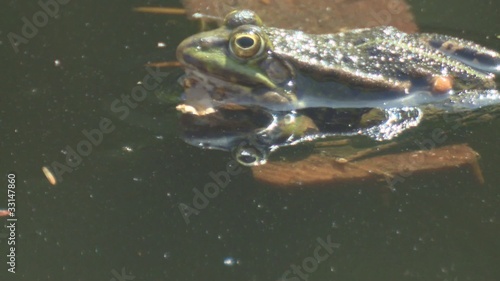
(199, 38, 211, 50)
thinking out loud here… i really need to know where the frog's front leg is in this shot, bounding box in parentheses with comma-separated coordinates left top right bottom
(416, 33, 500, 74)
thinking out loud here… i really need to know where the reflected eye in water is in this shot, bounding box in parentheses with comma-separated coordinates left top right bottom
(284, 113, 295, 125)
(229, 31, 264, 59)
(232, 142, 269, 166)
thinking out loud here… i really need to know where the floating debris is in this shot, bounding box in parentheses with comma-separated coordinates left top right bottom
(0, 209, 11, 217)
(133, 7, 186, 15)
(42, 166, 57, 185)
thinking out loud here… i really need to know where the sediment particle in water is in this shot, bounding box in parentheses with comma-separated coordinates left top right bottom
(42, 166, 57, 185)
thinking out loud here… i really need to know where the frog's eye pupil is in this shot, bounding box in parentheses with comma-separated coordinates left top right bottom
(236, 36, 254, 49)
(237, 154, 258, 166)
(230, 31, 264, 59)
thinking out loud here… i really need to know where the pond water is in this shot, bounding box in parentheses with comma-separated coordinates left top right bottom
(2, 0, 500, 280)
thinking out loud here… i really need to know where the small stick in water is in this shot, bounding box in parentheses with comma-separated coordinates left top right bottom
(146, 61, 181, 68)
(133, 7, 186, 15)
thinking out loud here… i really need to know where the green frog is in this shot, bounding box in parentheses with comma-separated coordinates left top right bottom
(176, 10, 500, 165)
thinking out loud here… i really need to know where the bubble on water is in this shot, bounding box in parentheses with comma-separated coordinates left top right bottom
(223, 257, 240, 266)
(163, 252, 171, 259)
(122, 146, 134, 153)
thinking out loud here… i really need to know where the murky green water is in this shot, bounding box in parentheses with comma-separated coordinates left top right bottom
(2, 1, 500, 280)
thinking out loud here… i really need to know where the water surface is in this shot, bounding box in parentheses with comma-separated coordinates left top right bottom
(1, 0, 500, 280)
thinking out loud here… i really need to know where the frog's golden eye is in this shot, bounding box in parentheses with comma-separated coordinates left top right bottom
(229, 32, 264, 59)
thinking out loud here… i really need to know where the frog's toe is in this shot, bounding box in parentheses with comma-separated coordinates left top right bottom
(419, 33, 500, 74)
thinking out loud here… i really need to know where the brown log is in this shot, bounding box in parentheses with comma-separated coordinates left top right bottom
(182, 0, 418, 34)
(251, 144, 484, 187)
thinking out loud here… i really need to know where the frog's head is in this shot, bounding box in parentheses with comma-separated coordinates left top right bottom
(176, 10, 297, 110)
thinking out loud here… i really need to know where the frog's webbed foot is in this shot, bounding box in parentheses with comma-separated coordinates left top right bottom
(417, 33, 500, 74)
(362, 107, 423, 141)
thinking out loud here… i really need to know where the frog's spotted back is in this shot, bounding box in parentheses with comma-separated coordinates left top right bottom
(418, 33, 500, 74)
(267, 26, 498, 97)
